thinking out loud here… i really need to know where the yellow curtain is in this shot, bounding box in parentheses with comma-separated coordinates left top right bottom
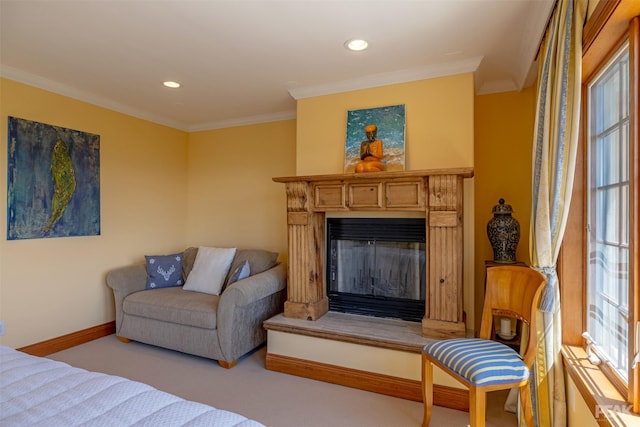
(529, 0, 587, 425)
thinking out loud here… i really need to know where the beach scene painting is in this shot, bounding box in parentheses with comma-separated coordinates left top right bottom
(344, 104, 406, 173)
(7, 117, 100, 240)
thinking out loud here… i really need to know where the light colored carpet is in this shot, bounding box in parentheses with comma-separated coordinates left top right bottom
(48, 335, 517, 427)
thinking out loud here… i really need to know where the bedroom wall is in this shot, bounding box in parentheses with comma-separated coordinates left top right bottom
(0, 78, 189, 348)
(473, 87, 536, 329)
(185, 121, 296, 257)
(0, 73, 533, 357)
(295, 73, 476, 325)
(295, 73, 475, 175)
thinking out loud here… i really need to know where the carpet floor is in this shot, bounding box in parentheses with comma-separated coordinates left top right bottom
(48, 335, 517, 427)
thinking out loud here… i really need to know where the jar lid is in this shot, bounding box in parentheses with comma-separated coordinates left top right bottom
(492, 198, 513, 214)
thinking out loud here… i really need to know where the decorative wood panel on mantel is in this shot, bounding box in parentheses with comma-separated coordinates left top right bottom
(273, 168, 474, 339)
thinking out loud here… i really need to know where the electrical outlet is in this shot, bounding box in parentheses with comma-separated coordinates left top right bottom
(0, 321, 5, 336)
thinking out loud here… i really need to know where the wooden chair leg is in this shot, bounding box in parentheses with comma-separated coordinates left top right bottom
(421, 352, 434, 427)
(218, 359, 237, 369)
(469, 387, 486, 427)
(520, 382, 535, 427)
(117, 336, 132, 343)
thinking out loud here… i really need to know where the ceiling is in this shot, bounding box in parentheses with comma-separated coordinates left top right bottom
(0, 0, 555, 132)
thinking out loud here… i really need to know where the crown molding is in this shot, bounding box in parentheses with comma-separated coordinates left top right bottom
(1, 65, 297, 132)
(476, 79, 519, 95)
(0, 65, 189, 130)
(186, 110, 297, 132)
(288, 56, 484, 100)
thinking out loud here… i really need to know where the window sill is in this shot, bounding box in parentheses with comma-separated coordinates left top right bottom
(562, 345, 639, 426)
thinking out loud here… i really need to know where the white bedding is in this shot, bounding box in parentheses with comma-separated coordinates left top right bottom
(0, 346, 264, 426)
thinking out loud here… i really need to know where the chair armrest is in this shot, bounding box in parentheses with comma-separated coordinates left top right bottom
(219, 262, 287, 308)
(106, 264, 147, 333)
(217, 262, 287, 362)
(106, 264, 147, 295)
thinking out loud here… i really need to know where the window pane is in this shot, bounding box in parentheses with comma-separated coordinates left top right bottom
(595, 129, 620, 186)
(587, 43, 629, 383)
(622, 122, 629, 181)
(596, 188, 619, 243)
(596, 70, 621, 132)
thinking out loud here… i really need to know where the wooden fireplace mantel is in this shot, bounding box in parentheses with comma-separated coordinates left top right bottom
(273, 167, 474, 339)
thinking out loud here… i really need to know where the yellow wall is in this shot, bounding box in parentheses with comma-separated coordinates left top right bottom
(294, 73, 476, 327)
(186, 121, 296, 257)
(0, 72, 533, 345)
(0, 74, 531, 350)
(0, 78, 189, 348)
(296, 74, 474, 175)
(0, 78, 297, 348)
(473, 87, 536, 328)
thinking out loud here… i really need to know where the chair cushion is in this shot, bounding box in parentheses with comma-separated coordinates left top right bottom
(123, 287, 219, 330)
(423, 338, 529, 386)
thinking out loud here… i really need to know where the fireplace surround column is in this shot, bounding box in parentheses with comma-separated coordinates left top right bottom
(423, 174, 466, 337)
(281, 181, 328, 320)
(273, 168, 473, 338)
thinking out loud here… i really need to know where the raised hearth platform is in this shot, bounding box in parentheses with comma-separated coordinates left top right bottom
(263, 312, 470, 410)
(264, 312, 435, 352)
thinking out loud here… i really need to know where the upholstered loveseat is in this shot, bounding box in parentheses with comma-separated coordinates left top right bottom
(106, 247, 286, 368)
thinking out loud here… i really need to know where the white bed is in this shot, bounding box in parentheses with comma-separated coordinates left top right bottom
(0, 346, 264, 426)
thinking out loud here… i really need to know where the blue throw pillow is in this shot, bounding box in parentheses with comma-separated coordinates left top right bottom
(145, 252, 184, 289)
(226, 260, 250, 288)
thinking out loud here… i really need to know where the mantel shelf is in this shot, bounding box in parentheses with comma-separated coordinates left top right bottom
(273, 167, 474, 183)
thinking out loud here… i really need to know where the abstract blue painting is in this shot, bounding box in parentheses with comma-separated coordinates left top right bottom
(7, 117, 100, 240)
(344, 104, 406, 173)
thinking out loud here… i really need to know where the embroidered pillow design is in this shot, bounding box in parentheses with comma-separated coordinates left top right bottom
(145, 252, 184, 289)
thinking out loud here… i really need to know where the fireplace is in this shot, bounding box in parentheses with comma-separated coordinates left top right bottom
(272, 168, 472, 338)
(326, 218, 426, 322)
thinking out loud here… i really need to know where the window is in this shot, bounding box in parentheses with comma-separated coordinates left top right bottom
(560, 2, 639, 415)
(585, 43, 630, 384)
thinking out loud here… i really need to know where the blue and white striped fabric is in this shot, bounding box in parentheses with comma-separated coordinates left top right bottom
(423, 338, 528, 386)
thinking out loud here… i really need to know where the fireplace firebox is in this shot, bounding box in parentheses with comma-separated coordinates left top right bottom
(326, 218, 426, 322)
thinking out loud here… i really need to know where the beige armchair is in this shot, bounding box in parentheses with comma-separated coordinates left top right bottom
(107, 247, 287, 368)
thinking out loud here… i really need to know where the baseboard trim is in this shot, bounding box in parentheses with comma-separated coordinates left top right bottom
(265, 352, 469, 411)
(17, 321, 115, 357)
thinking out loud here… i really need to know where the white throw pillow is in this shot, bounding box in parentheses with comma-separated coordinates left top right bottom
(183, 246, 237, 295)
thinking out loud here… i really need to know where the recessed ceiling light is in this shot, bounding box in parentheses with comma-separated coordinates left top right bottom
(345, 39, 368, 52)
(163, 81, 181, 88)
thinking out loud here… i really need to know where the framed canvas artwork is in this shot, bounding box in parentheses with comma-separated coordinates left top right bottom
(344, 104, 405, 173)
(7, 117, 101, 240)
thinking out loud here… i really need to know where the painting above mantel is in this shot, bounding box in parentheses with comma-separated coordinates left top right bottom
(344, 104, 406, 173)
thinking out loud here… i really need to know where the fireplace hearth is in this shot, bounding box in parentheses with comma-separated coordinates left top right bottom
(326, 218, 426, 322)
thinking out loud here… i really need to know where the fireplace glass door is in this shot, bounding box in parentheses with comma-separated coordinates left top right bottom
(326, 218, 426, 322)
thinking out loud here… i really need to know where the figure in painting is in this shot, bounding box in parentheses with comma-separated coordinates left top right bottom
(355, 124, 385, 173)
